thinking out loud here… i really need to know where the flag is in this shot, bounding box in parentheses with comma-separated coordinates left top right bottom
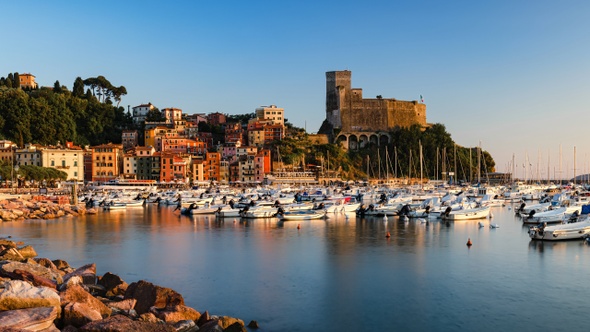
(420, 94, 424, 103)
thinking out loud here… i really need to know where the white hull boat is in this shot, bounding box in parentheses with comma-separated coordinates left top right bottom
(278, 210, 326, 221)
(442, 206, 490, 221)
(529, 220, 590, 240)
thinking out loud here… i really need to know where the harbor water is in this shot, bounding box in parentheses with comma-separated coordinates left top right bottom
(1, 202, 589, 331)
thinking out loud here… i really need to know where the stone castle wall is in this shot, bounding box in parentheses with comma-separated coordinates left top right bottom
(325, 70, 426, 134)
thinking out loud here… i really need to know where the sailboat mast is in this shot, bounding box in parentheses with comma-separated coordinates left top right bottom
(478, 141, 481, 184)
(419, 141, 423, 188)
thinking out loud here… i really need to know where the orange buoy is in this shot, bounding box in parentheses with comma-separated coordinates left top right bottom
(386, 231, 391, 238)
(466, 238, 472, 246)
(297, 224, 301, 230)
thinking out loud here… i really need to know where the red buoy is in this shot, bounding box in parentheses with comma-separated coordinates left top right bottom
(466, 238, 472, 246)
(386, 231, 391, 238)
(297, 224, 301, 230)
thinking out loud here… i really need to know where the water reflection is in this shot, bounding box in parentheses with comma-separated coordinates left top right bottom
(1, 204, 590, 331)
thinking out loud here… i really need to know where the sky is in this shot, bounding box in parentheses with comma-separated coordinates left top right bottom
(3, 1, 590, 180)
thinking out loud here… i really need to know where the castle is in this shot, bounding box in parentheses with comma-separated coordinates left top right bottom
(320, 70, 427, 150)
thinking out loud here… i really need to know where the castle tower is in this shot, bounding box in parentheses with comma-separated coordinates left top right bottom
(325, 71, 352, 130)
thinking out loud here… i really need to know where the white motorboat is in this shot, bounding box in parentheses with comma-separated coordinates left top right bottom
(441, 206, 490, 221)
(529, 220, 590, 240)
(278, 209, 326, 221)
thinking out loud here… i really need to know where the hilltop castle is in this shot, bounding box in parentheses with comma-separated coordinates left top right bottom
(320, 70, 427, 149)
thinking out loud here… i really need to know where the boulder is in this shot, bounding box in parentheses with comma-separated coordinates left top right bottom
(59, 276, 83, 291)
(63, 302, 103, 328)
(0, 306, 59, 331)
(97, 272, 128, 297)
(0, 261, 63, 284)
(124, 280, 184, 314)
(225, 322, 248, 332)
(79, 314, 176, 332)
(138, 312, 158, 323)
(218, 316, 245, 329)
(0, 239, 17, 248)
(0, 248, 25, 261)
(17, 245, 37, 259)
(11, 269, 57, 289)
(152, 304, 201, 324)
(63, 263, 96, 285)
(173, 319, 197, 331)
(34, 258, 59, 271)
(247, 320, 260, 329)
(106, 298, 136, 311)
(52, 259, 71, 270)
(198, 319, 225, 332)
(0, 280, 61, 313)
(59, 284, 111, 318)
(197, 310, 211, 326)
(0, 210, 17, 221)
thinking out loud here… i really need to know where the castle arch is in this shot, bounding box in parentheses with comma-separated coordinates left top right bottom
(359, 135, 368, 148)
(337, 135, 348, 149)
(369, 134, 378, 146)
(348, 135, 358, 150)
(379, 134, 390, 146)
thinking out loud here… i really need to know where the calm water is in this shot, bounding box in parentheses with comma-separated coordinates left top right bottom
(1, 202, 589, 331)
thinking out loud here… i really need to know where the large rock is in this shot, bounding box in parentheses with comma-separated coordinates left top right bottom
(97, 272, 128, 297)
(0, 261, 63, 284)
(11, 269, 57, 289)
(0, 248, 25, 261)
(63, 302, 103, 328)
(79, 314, 176, 332)
(0, 239, 17, 248)
(17, 245, 37, 259)
(52, 259, 71, 271)
(218, 316, 245, 329)
(152, 304, 201, 324)
(0, 210, 18, 221)
(124, 280, 184, 314)
(106, 298, 136, 311)
(0, 280, 61, 313)
(63, 263, 96, 285)
(0, 306, 59, 331)
(59, 284, 111, 318)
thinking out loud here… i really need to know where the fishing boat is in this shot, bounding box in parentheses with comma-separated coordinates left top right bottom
(278, 209, 326, 221)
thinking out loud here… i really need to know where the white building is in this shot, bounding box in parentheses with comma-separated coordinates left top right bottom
(132, 103, 156, 124)
(255, 105, 284, 126)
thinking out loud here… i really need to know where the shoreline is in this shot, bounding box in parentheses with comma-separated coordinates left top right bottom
(0, 196, 256, 331)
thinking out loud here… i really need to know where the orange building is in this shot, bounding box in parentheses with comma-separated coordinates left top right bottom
(205, 152, 221, 182)
(19, 73, 37, 89)
(91, 143, 123, 182)
(161, 136, 206, 154)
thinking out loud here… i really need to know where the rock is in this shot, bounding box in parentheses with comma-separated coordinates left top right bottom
(11, 269, 57, 289)
(0, 210, 17, 221)
(34, 258, 59, 271)
(52, 259, 71, 270)
(106, 298, 136, 311)
(198, 319, 225, 332)
(17, 245, 37, 259)
(138, 312, 158, 323)
(63, 263, 96, 285)
(59, 276, 83, 291)
(86, 208, 98, 215)
(247, 320, 260, 329)
(56, 210, 65, 217)
(63, 302, 103, 328)
(79, 314, 176, 332)
(225, 322, 248, 332)
(173, 319, 197, 331)
(0, 248, 25, 261)
(97, 272, 128, 297)
(152, 304, 200, 324)
(0, 280, 61, 313)
(61, 325, 79, 332)
(59, 284, 111, 318)
(218, 316, 245, 330)
(0, 239, 17, 248)
(124, 280, 184, 314)
(196, 310, 211, 326)
(0, 261, 63, 284)
(0, 306, 59, 331)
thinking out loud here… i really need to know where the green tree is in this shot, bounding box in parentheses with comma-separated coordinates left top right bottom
(53, 80, 62, 93)
(12, 72, 19, 88)
(72, 77, 85, 97)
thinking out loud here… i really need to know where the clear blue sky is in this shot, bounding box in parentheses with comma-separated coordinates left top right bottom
(3, 1, 590, 180)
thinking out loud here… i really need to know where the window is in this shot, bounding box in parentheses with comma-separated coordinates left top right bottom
(62, 160, 66, 167)
(74, 161, 78, 166)
(51, 160, 55, 166)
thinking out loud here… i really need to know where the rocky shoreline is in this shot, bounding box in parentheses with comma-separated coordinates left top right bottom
(0, 197, 256, 331)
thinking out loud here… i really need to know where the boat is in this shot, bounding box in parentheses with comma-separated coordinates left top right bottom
(278, 209, 326, 221)
(441, 206, 490, 221)
(529, 220, 590, 240)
